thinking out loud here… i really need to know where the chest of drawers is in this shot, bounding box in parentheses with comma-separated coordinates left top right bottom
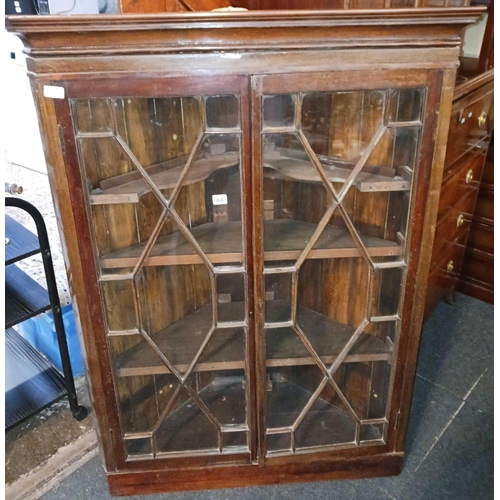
(424, 70, 493, 318)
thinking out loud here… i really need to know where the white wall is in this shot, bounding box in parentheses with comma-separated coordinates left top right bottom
(4, 31, 47, 174)
(463, 13, 488, 59)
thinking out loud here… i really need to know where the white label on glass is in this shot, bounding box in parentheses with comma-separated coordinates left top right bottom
(43, 85, 65, 99)
(212, 194, 228, 205)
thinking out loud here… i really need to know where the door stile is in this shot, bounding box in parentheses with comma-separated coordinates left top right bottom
(52, 89, 127, 470)
(250, 75, 268, 466)
(386, 69, 448, 453)
(239, 77, 259, 464)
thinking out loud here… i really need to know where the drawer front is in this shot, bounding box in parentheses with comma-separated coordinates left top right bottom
(445, 83, 493, 166)
(481, 149, 494, 187)
(461, 249, 494, 288)
(431, 189, 478, 270)
(439, 147, 486, 219)
(424, 233, 468, 319)
(467, 222, 494, 256)
(474, 186, 494, 224)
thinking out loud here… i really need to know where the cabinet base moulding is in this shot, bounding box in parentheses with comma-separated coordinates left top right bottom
(107, 453, 403, 496)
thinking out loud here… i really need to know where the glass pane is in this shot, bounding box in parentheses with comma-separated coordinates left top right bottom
(217, 273, 246, 323)
(74, 96, 244, 265)
(101, 277, 137, 333)
(261, 85, 425, 456)
(360, 423, 384, 442)
(115, 374, 171, 435)
(206, 95, 240, 129)
(267, 433, 291, 453)
(222, 431, 248, 451)
(171, 132, 243, 265)
(264, 272, 293, 324)
(71, 98, 112, 134)
(71, 91, 248, 460)
(263, 94, 295, 128)
(388, 88, 424, 123)
(294, 384, 357, 449)
(154, 395, 219, 454)
(126, 438, 152, 457)
(186, 370, 248, 427)
(371, 267, 404, 318)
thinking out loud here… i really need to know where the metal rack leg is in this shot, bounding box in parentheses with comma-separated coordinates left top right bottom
(6, 197, 88, 421)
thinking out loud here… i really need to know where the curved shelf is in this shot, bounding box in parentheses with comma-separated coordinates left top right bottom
(89, 150, 410, 205)
(114, 300, 392, 377)
(100, 219, 403, 269)
(264, 156, 410, 193)
(90, 152, 240, 205)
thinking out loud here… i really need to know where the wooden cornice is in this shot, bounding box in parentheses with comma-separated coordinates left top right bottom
(6, 8, 485, 57)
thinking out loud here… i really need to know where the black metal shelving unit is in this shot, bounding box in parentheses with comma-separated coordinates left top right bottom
(5, 196, 87, 430)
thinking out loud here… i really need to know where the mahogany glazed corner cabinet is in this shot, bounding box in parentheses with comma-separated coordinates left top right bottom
(6, 7, 484, 496)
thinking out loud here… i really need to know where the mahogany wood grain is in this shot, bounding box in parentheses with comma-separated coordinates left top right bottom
(108, 452, 403, 495)
(431, 188, 479, 269)
(6, 10, 483, 60)
(120, 0, 186, 13)
(458, 136, 494, 304)
(444, 79, 493, 166)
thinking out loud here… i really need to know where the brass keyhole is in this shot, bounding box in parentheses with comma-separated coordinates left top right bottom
(457, 214, 464, 227)
(466, 169, 474, 184)
(447, 260, 454, 273)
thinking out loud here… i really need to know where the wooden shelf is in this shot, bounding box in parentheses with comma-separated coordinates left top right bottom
(100, 219, 402, 269)
(115, 300, 391, 377)
(126, 377, 381, 456)
(265, 301, 391, 368)
(264, 156, 410, 193)
(89, 149, 409, 205)
(90, 152, 240, 205)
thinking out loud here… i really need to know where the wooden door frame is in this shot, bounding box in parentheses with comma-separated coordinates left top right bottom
(250, 67, 444, 466)
(52, 74, 257, 470)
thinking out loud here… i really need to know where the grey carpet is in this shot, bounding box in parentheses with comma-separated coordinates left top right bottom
(40, 293, 494, 500)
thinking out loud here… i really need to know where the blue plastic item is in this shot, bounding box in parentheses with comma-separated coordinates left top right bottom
(18, 304, 85, 378)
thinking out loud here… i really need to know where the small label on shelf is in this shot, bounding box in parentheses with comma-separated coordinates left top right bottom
(212, 194, 228, 205)
(43, 85, 65, 99)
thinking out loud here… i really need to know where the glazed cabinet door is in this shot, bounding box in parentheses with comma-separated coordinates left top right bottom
(251, 70, 439, 460)
(58, 76, 256, 466)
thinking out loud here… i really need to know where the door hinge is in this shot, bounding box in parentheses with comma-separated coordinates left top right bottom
(394, 410, 401, 430)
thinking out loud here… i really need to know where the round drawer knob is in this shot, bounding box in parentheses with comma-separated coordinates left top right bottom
(478, 111, 487, 127)
(447, 260, 454, 273)
(466, 169, 474, 184)
(456, 214, 464, 227)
